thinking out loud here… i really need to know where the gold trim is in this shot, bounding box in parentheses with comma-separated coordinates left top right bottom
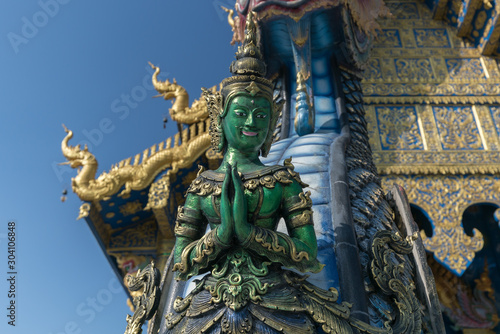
(366, 101, 500, 175)
(363, 96, 500, 105)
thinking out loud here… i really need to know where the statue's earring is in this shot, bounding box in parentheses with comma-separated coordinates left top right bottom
(202, 88, 224, 152)
(217, 119, 225, 152)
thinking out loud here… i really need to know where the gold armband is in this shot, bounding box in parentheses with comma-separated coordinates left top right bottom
(174, 221, 200, 239)
(282, 191, 312, 216)
(289, 210, 314, 229)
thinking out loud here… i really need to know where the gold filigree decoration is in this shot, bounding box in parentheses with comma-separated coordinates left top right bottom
(363, 83, 500, 96)
(372, 151, 500, 174)
(364, 96, 500, 105)
(252, 226, 310, 262)
(119, 200, 143, 217)
(376, 106, 424, 150)
(144, 172, 170, 210)
(365, 102, 500, 175)
(414, 28, 451, 47)
(203, 87, 224, 151)
(173, 228, 228, 280)
(364, 59, 383, 80)
(490, 106, 500, 136)
(109, 219, 157, 251)
(375, 29, 402, 48)
(445, 58, 486, 79)
(380, 175, 498, 275)
(395, 58, 435, 80)
(434, 106, 483, 150)
(362, 0, 500, 93)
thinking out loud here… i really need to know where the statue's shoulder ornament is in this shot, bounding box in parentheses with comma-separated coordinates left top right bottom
(187, 158, 307, 196)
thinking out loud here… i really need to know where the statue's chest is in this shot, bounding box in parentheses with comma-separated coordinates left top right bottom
(199, 184, 283, 229)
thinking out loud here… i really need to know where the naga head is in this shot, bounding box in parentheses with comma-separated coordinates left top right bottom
(61, 124, 97, 184)
(149, 62, 185, 100)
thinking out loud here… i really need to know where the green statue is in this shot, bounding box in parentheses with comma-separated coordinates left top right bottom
(164, 12, 415, 334)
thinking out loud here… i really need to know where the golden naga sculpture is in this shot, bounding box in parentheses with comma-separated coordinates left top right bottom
(149, 62, 210, 128)
(61, 120, 211, 202)
(61, 124, 98, 188)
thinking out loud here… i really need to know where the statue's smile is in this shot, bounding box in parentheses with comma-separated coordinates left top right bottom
(242, 130, 258, 136)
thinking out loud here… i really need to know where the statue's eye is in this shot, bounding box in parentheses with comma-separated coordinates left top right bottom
(234, 110, 246, 117)
(256, 113, 267, 119)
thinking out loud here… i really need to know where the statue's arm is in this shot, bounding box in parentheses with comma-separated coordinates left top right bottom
(172, 193, 229, 280)
(281, 180, 318, 259)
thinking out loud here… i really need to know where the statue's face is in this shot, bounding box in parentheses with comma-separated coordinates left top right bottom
(222, 94, 271, 153)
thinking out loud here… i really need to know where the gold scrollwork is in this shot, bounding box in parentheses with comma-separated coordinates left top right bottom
(145, 172, 170, 211)
(376, 106, 424, 150)
(490, 106, 500, 136)
(395, 58, 435, 80)
(445, 58, 485, 79)
(362, 83, 500, 96)
(365, 103, 500, 175)
(373, 151, 500, 174)
(414, 29, 451, 48)
(364, 95, 500, 105)
(364, 58, 383, 80)
(380, 175, 499, 275)
(375, 29, 402, 48)
(433, 106, 483, 150)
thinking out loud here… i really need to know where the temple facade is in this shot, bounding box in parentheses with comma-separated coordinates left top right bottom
(61, 0, 500, 333)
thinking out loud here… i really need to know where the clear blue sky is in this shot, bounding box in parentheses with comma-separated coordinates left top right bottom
(0, 1, 236, 333)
